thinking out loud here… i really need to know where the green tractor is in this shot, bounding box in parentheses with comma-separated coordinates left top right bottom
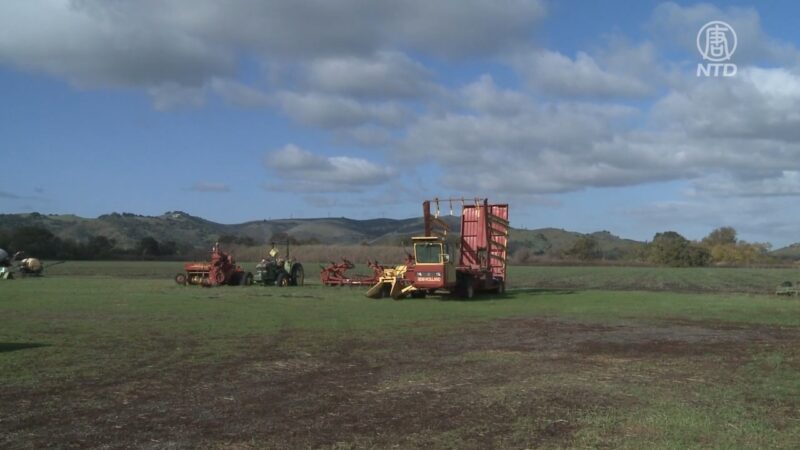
(253, 242, 305, 287)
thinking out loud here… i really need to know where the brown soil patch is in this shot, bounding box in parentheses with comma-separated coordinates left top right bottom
(2, 318, 798, 449)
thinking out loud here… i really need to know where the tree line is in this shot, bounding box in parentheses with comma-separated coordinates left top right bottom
(557, 226, 772, 267)
(0, 224, 780, 266)
(0, 226, 186, 260)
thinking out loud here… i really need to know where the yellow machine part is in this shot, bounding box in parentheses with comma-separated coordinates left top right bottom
(22, 258, 42, 273)
(365, 265, 417, 300)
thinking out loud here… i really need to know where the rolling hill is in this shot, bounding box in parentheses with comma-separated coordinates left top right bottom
(2, 210, 643, 259)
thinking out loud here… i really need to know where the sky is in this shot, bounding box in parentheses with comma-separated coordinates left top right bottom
(2, 0, 800, 246)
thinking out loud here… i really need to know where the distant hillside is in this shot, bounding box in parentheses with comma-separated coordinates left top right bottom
(771, 243, 800, 260)
(0, 211, 643, 258)
(510, 228, 644, 260)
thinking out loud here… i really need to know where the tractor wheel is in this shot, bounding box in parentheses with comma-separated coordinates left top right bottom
(457, 277, 474, 299)
(276, 273, 289, 287)
(496, 281, 505, 295)
(214, 271, 225, 285)
(240, 272, 253, 286)
(290, 263, 305, 286)
(175, 273, 187, 285)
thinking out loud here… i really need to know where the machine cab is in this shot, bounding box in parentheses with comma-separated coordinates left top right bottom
(412, 237, 456, 289)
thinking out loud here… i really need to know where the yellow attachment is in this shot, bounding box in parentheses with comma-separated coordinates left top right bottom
(365, 265, 417, 299)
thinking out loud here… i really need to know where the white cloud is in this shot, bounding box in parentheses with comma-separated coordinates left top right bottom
(332, 125, 396, 148)
(4, 0, 800, 244)
(209, 78, 271, 107)
(277, 92, 408, 128)
(0, 0, 546, 90)
(400, 96, 641, 193)
(383, 0, 546, 57)
(399, 61, 800, 198)
(513, 48, 655, 98)
(690, 171, 800, 197)
(264, 144, 393, 192)
(0, 0, 233, 88)
(461, 75, 532, 116)
(654, 67, 800, 142)
(649, 2, 800, 66)
(304, 51, 434, 99)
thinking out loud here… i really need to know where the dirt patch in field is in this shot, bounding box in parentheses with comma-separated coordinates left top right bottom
(2, 318, 798, 449)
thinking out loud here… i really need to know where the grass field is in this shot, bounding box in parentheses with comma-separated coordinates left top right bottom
(2, 262, 800, 448)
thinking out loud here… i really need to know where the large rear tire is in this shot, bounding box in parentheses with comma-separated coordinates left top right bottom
(290, 263, 304, 286)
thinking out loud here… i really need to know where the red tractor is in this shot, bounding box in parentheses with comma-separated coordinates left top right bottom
(175, 243, 253, 287)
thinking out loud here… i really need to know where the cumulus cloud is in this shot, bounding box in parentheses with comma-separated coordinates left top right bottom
(513, 48, 656, 98)
(654, 67, 800, 142)
(399, 60, 800, 197)
(0, 0, 233, 88)
(332, 125, 396, 148)
(400, 94, 640, 193)
(649, 2, 800, 65)
(690, 171, 800, 197)
(5, 0, 800, 242)
(264, 144, 393, 192)
(304, 51, 434, 99)
(209, 78, 271, 108)
(0, 0, 545, 89)
(277, 92, 409, 128)
(461, 75, 532, 116)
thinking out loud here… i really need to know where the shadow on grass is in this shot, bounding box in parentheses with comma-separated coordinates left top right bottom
(0, 342, 50, 353)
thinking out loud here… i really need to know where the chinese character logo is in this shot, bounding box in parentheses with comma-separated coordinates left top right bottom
(697, 20, 737, 62)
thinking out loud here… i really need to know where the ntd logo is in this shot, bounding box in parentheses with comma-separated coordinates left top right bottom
(696, 20, 737, 77)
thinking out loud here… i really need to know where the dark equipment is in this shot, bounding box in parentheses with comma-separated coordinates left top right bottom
(253, 242, 305, 287)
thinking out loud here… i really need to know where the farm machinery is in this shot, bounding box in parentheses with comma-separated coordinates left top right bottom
(0, 248, 60, 279)
(319, 258, 385, 286)
(776, 281, 800, 296)
(366, 198, 509, 300)
(253, 242, 305, 287)
(175, 243, 253, 287)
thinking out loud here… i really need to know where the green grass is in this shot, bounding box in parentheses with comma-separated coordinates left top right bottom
(3, 272, 800, 386)
(43, 260, 800, 293)
(508, 265, 800, 293)
(2, 262, 800, 448)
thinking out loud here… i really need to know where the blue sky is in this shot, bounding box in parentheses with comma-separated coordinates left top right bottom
(2, 1, 800, 246)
